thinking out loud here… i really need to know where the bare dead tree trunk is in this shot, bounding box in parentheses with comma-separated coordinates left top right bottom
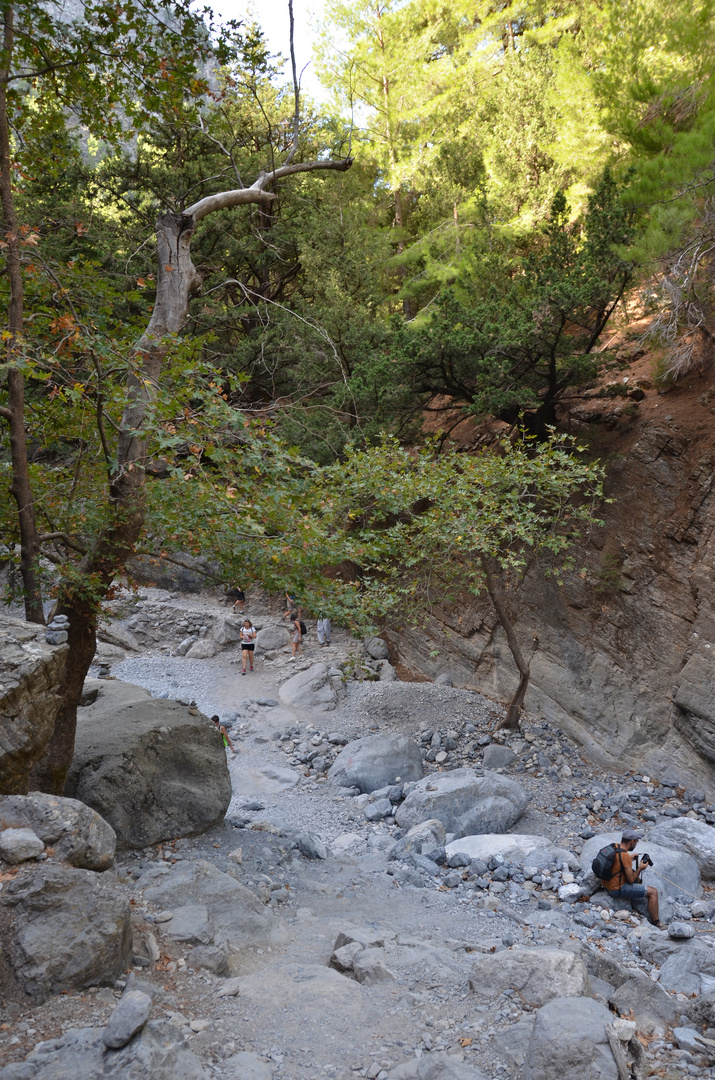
(0, 5, 44, 624)
(481, 557, 530, 730)
(30, 158, 352, 794)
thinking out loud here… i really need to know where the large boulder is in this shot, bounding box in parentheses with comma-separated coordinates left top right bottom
(608, 968, 679, 1032)
(446, 833, 577, 869)
(0, 793, 116, 870)
(0, 864, 132, 1001)
(140, 859, 281, 970)
(328, 734, 423, 793)
(211, 616, 244, 646)
(469, 948, 590, 1008)
(278, 663, 337, 712)
(0, 614, 68, 796)
(647, 816, 715, 879)
(578, 832, 701, 921)
(639, 927, 715, 995)
(0, 1020, 207, 1078)
(522, 997, 618, 1080)
(65, 680, 231, 849)
(97, 623, 140, 652)
(395, 768, 527, 839)
(255, 624, 289, 652)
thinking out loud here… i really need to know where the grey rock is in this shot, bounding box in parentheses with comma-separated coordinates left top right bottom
(0, 827, 44, 863)
(669, 920, 695, 939)
(164, 904, 214, 945)
(0, 1020, 206, 1078)
(522, 996, 618, 1080)
(279, 663, 337, 712)
(673, 1026, 713, 1056)
(482, 744, 517, 770)
(0, 614, 68, 796)
(388, 819, 446, 863)
(1, 863, 131, 1001)
(578, 832, 701, 920)
(65, 679, 231, 849)
(97, 624, 141, 652)
(186, 946, 229, 976)
(211, 617, 244, 646)
(0, 793, 116, 870)
(333, 927, 394, 951)
(447, 852, 472, 867)
(255, 625, 289, 652)
(488, 1016, 536, 1074)
(328, 734, 423, 793)
(658, 947, 706, 995)
(409, 853, 440, 876)
(45, 630, 68, 646)
(433, 674, 453, 687)
(647, 816, 715, 879)
(396, 768, 527, 839)
(388, 1051, 488, 1079)
(366, 637, 389, 660)
(185, 638, 217, 659)
(236, 962, 362, 1011)
(469, 948, 589, 1008)
(331, 941, 364, 971)
(608, 968, 678, 1032)
(445, 833, 576, 868)
(295, 833, 328, 860)
(365, 798, 393, 821)
(352, 948, 396, 985)
(223, 1051, 274, 1080)
(141, 859, 279, 969)
(102, 990, 153, 1049)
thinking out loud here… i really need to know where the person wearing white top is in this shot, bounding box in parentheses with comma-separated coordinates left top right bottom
(240, 620, 257, 674)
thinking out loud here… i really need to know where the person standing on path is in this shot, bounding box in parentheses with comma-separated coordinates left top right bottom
(316, 604, 331, 647)
(284, 591, 301, 619)
(212, 715, 236, 756)
(240, 618, 257, 674)
(231, 586, 245, 614)
(290, 611, 303, 659)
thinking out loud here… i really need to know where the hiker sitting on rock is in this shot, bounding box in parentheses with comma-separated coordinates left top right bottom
(600, 828, 661, 926)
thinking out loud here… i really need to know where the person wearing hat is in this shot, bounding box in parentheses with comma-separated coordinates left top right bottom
(601, 828, 661, 926)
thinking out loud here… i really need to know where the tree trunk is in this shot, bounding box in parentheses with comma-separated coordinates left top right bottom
(481, 557, 530, 730)
(30, 160, 352, 794)
(0, 5, 44, 624)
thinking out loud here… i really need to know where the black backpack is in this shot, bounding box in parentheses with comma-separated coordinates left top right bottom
(299, 620, 307, 636)
(591, 843, 622, 880)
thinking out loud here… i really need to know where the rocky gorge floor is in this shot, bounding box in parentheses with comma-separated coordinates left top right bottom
(2, 588, 715, 1080)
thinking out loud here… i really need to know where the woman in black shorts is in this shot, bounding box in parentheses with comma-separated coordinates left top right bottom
(240, 619, 257, 674)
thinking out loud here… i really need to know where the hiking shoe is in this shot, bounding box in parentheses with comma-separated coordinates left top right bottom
(241, 670, 246, 675)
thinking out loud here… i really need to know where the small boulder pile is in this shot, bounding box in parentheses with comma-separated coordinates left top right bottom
(0, 793, 131, 1002)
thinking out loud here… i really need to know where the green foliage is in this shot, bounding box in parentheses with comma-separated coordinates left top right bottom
(310, 432, 607, 631)
(374, 173, 635, 433)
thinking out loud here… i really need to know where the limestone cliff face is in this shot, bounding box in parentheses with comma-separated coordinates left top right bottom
(389, 415, 715, 796)
(0, 615, 68, 795)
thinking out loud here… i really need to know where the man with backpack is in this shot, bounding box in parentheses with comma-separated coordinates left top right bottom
(594, 828, 661, 926)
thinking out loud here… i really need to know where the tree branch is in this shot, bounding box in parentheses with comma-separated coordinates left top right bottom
(39, 532, 88, 554)
(284, 0, 300, 167)
(185, 158, 353, 221)
(0, 404, 12, 421)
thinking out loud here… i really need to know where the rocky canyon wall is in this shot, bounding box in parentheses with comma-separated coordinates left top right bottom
(389, 405, 715, 797)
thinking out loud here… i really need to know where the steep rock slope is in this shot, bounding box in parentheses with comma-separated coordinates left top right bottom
(390, 383, 715, 794)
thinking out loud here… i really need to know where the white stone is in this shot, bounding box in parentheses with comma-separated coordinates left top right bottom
(612, 1018, 636, 1041)
(0, 827, 44, 863)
